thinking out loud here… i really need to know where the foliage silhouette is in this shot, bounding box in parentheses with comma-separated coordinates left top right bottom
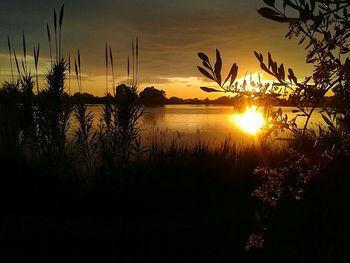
(196, 0, 350, 256)
(139, 86, 166, 105)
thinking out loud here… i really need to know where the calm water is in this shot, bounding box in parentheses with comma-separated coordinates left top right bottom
(78, 104, 326, 146)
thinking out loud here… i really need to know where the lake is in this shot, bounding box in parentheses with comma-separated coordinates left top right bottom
(74, 104, 326, 147)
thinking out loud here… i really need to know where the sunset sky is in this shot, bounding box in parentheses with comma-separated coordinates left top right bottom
(0, 0, 313, 99)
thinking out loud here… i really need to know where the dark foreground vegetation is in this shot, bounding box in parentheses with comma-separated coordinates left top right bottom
(1, 1, 350, 262)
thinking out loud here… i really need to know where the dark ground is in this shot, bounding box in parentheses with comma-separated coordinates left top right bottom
(0, 152, 349, 262)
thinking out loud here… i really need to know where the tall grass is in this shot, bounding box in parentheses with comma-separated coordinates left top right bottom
(34, 43, 40, 93)
(7, 36, 14, 82)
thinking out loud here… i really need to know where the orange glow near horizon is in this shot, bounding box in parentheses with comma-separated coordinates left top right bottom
(233, 106, 265, 135)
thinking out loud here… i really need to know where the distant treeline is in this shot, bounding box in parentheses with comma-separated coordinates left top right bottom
(68, 85, 333, 107)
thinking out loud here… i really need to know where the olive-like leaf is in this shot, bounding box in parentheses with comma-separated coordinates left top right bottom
(278, 64, 285, 80)
(197, 66, 214, 81)
(321, 114, 335, 128)
(229, 64, 238, 87)
(200, 87, 223, 93)
(198, 52, 209, 62)
(202, 61, 211, 70)
(214, 49, 222, 85)
(258, 7, 296, 22)
(268, 53, 273, 70)
(223, 63, 238, 86)
(260, 62, 269, 73)
(263, 0, 275, 7)
(254, 51, 263, 62)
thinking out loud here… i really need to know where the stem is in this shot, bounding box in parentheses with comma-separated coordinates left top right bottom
(36, 68, 39, 94)
(9, 51, 14, 82)
(302, 78, 339, 135)
(59, 28, 62, 59)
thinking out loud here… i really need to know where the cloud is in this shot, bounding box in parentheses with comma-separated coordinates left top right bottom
(0, 0, 313, 98)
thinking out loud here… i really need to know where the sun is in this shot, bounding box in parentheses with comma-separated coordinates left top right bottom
(233, 106, 265, 135)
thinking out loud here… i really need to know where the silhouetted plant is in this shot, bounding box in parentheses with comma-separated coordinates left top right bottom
(34, 43, 40, 94)
(74, 102, 97, 174)
(35, 59, 71, 155)
(0, 81, 21, 152)
(35, 5, 71, 157)
(99, 38, 144, 165)
(196, 0, 350, 254)
(197, 50, 283, 113)
(72, 51, 97, 176)
(243, 0, 350, 252)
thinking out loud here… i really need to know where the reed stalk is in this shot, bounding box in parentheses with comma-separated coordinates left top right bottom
(47, 24, 52, 64)
(7, 36, 14, 82)
(74, 58, 80, 93)
(78, 50, 82, 92)
(22, 32, 27, 74)
(109, 46, 115, 96)
(136, 37, 139, 82)
(132, 40, 135, 85)
(127, 56, 130, 83)
(34, 43, 40, 93)
(68, 53, 71, 95)
(59, 5, 65, 59)
(105, 43, 108, 95)
(54, 9, 58, 61)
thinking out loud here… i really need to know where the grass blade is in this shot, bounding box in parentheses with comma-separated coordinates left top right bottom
(105, 43, 108, 95)
(109, 46, 115, 95)
(7, 36, 14, 81)
(47, 24, 52, 64)
(59, 4, 65, 28)
(127, 56, 130, 81)
(59, 4, 65, 58)
(22, 32, 27, 72)
(54, 8, 58, 60)
(14, 51, 21, 77)
(34, 43, 40, 93)
(68, 52, 71, 95)
(132, 40, 135, 83)
(74, 58, 79, 92)
(136, 37, 139, 81)
(78, 50, 82, 92)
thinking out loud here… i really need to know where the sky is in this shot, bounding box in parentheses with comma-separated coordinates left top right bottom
(0, 0, 313, 99)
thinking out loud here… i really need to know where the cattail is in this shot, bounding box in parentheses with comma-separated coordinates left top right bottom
(7, 36, 14, 82)
(59, 4, 65, 59)
(109, 46, 115, 96)
(54, 8, 58, 61)
(47, 24, 52, 64)
(105, 43, 108, 95)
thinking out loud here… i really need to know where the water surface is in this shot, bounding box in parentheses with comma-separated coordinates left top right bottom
(81, 104, 326, 146)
